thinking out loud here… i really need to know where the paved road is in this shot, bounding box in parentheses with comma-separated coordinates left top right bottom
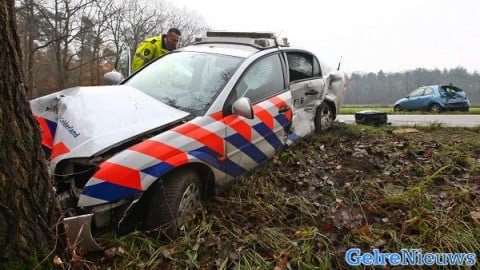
(337, 114, 480, 127)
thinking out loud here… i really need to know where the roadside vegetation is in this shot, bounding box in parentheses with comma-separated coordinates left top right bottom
(81, 124, 480, 269)
(340, 106, 480, 115)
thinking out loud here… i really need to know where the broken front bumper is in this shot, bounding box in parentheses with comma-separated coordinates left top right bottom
(64, 214, 103, 252)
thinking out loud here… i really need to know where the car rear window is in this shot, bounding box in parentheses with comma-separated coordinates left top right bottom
(440, 86, 464, 93)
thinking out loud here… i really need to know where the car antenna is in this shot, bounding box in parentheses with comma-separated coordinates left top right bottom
(337, 56, 343, 71)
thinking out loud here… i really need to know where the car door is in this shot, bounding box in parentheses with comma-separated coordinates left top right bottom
(285, 51, 325, 139)
(222, 53, 293, 173)
(404, 88, 425, 110)
(418, 86, 435, 109)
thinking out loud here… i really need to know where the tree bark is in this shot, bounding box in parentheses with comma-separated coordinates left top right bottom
(0, 0, 64, 266)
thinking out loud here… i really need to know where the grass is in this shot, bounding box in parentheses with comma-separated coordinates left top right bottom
(82, 124, 480, 269)
(339, 106, 480, 115)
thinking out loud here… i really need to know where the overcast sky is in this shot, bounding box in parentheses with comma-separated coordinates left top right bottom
(173, 0, 479, 74)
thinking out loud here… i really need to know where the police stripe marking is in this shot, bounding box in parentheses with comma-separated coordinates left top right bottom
(50, 142, 70, 160)
(188, 146, 246, 177)
(93, 162, 142, 190)
(141, 162, 174, 178)
(82, 181, 141, 202)
(252, 122, 283, 149)
(253, 105, 274, 131)
(225, 133, 268, 164)
(173, 123, 224, 155)
(35, 116, 55, 149)
(224, 115, 252, 141)
(130, 139, 187, 163)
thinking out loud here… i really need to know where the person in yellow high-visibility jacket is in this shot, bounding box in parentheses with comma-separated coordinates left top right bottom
(132, 28, 181, 72)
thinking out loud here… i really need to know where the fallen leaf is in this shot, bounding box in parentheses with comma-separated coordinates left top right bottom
(229, 252, 239, 260)
(104, 247, 116, 261)
(319, 223, 334, 233)
(344, 182, 353, 188)
(278, 252, 290, 267)
(53, 255, 62, 267)
(161, 249, 171, 258)
(372, 239, 387, 248)
(471, 211, 480, 220)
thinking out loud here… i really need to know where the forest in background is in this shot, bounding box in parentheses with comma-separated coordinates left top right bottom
(345, 67, 480, 106)
(15, 0, 207, 99)
(15, 1, 480, 106)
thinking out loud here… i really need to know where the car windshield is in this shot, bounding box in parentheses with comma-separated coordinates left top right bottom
(124, 51, 243, 116)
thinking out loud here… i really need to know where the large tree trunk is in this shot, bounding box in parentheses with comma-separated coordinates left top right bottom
(0, 0, 64, 266)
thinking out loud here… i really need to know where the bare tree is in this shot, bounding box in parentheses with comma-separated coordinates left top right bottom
(164, 5, 209, 47)
(15, 0, 209, 97)
(33, 0, 95, 89)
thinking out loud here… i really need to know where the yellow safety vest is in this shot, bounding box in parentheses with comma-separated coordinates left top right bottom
(132, 35, 170, 72)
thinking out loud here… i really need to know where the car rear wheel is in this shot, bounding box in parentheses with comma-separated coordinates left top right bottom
(145, 170, 202, 238)
(429, 103, 442, 113)
(393, 105, 402, 112)
(315, 102, 334, 133)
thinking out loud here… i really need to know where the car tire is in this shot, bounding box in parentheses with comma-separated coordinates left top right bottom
(429, 103, 442, 113)
(144, 170, 202, 239)
(315, 102, 334, 133)
(393, 105, 402, 112)
(354, 110, 388, 125)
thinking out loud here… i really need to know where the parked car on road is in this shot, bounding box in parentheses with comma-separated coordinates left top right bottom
(394, 85, 470, 112)
(30, 31, 346, 250)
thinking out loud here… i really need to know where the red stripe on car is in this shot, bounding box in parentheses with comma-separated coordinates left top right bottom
(130, 140, 187, 162)
(223, 115, 252, 141)
(253, 106, 274, 130)
(94, 162, 142, 190)
(35, 116, 54, 148)
(173, 123, 224, 155)
(50, 142, 70, 160)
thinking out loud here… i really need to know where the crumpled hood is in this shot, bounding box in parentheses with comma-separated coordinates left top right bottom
(30, 85, 190, 167)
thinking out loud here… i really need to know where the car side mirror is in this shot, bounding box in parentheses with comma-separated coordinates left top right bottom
(104, 70, 124, 85)
(232, 97, 254, 119)
(406, 95, 410, 99)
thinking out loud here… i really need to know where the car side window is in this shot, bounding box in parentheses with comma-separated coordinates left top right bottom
(409, 88, 424, 97)
(423, 87, 434, 96)
(286, 52, 314, 82)
(234, 54, 284, 104)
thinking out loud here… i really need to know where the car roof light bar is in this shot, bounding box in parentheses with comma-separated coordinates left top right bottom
(194, 31, 289, 49)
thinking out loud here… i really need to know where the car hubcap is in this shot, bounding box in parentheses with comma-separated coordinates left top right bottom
(177, 182, 200, 226)
(431, 105, 440, 113)
(320, 107, 332, 130)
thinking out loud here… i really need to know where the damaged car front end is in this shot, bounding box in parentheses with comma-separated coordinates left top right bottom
(31, 85, 192, 250)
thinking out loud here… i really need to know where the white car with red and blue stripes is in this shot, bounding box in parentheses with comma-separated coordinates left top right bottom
(30, 32, 346, 250)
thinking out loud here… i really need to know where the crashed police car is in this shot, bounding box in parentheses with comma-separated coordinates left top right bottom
(30, 31, 346, 250)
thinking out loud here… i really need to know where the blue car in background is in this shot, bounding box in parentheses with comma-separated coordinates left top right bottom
(394, 84, 470, 112)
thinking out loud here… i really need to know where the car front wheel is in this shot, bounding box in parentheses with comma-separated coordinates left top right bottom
(393, 105, 402, 112)
(145, 170, 202, 238)
(315, 102, 334, 133)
